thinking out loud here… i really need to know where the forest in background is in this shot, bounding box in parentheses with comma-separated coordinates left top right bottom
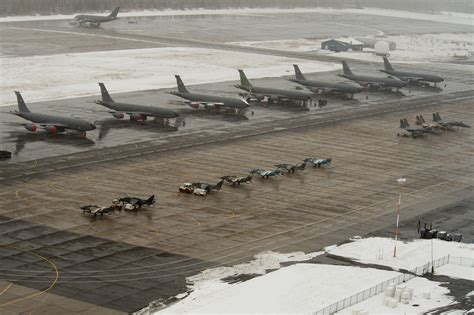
(0, 0, 472, 16)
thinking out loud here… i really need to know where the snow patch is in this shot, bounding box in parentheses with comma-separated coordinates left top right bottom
(231, 33, 474, 64)
(156, 264, 399, 314)
(0, 47, 339, 106)
(436, 264, 474, 281)
(326, 237, 474, 271)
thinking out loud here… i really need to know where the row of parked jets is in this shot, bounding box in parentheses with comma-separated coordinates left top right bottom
(398, 112, 470, 138)
(9, 58, 444, 136)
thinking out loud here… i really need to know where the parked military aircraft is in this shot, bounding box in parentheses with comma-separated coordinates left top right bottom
(221, 175, 253, 186)
(304, 158, 332, 167)
(81, 204, 117, 217)
(250, 168, 283, 178)
(95, 83, 178, 121)
(338, 61, 406, 91)
(432, 112, 471, 130)
(380, 57, 444, 86)
(169, 75, 249, 114)
(275, 162, 306, 173)
(179, 180, 224, 196)
(289, 65, 361, 98)
(118, 195, 156, 211)
(398, 118, 439, 138)
(236, 69, 312, 106)
(74, 7, 119, 27)
(10, 91, 96, 135)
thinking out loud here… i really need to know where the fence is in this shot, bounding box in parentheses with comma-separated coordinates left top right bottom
(313, 255, 461, 315)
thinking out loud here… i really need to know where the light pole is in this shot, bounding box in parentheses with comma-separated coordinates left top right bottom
(393, 177, 406, 258)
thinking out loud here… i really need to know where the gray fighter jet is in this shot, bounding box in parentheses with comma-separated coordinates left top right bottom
(432, 112, 471, 129)
(74, 7, 119, 27)
(380, 57, 444, 86)
(168, 75, 249, 114)
(10, 91, 96, 135)
(235, 69, 312, 106)
(338, 61, 406, 91)
(95, 83, 178, 121)
(289, 65, 361, 98)
(398, 118, 439, 138)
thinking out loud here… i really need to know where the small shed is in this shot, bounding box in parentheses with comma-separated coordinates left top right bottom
(321, 38, 363, 52)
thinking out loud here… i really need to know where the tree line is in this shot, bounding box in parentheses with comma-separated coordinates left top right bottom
(0, 0, 471, 16)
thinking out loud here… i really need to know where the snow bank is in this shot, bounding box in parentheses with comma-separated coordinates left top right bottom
(0, 47, 339, 106)
(1, 7, 472, 26)
(337, 277, 453, 315)
(231, 33, 474, 64)
(326, 237, 474, 271)
(157, 264, 399, 314)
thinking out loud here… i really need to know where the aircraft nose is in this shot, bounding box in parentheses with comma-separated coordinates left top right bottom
(89, 123, 97, 130)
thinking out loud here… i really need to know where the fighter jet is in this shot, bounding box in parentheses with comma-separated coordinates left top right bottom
(118, 195, 156, 211)
(432, 112, 471, 130)
(250, 169, 283, 178)
(304, 158, 332, 168)
(235, 69, 312, 106)
(74, 7, 119, 27)
(10, 91, 96, 135)
(220, 175, 253, 186)
(289, 65, 361, 98)
(95, 83, 178, 121)
(398, 118, 439, 138)
(337, 61, 406, 91)
(379, 57, 444, 87)
(275, 162, 306, 173)
(179, 180, 224, 196)
(81, 204, 119, 217)
(168, 75, 249, 114)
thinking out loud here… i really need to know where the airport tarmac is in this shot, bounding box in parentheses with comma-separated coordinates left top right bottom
(0, 98, 473, 313)
(0, 10, 473, 314)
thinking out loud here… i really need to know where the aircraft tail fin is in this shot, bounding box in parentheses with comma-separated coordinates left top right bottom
(14, 91, 31, 113)
(433, 112, 442, 122)
(293, 64, 306, 81)
(420, 114, 426, 123)
(146, 195, 155, 205)
(400, 119, 405, 129)
(415, 115, 422, 125)
(175, 75, 190, 94)
(341, 61, 353, 76)
(109, 7, 120, 18)
(383, 57, 394, 71)
(403, 118, 410, 127)
(238, 69, 252, 87)
(98, 83, 114, 102)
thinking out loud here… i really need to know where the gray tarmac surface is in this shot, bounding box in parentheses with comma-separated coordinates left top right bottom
(0, 10, 473, 314)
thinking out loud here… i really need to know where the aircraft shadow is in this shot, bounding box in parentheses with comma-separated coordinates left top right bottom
(97, 118, 180, 140)
(5, 132, 95, 156)
(175, 108, 249, 122)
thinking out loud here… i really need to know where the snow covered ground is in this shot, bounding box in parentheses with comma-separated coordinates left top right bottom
(145, 238, 473, 315)
(326, 237, 474, 271)
(231, 32, 474, 64)
(336, 277, 453, 315)
(436, 264, 474, 281)
(0, 47, 339, 106)
(0, 7, 472, 26)
(157, 263, 400, 314)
